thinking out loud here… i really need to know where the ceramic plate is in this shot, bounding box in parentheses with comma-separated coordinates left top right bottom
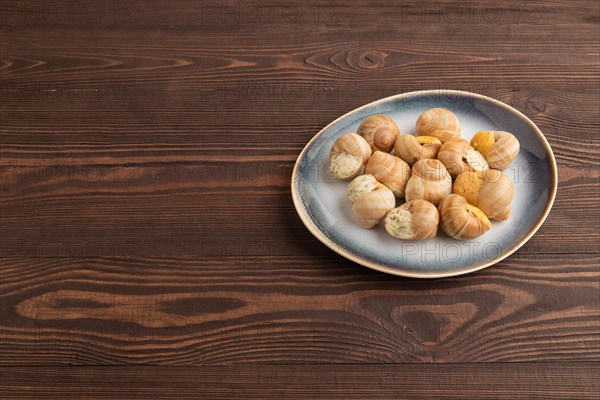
(291, 90, 557, 278)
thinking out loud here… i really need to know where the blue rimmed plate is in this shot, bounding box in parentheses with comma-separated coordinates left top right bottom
(291, 90, 557, 278)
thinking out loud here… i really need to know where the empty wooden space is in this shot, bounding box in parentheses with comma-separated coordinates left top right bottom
(1, 0, 599, 398)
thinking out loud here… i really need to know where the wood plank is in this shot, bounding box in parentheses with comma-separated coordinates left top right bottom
(2, 35, 597, 87)
(1, 85, 598, 168)
(1, 0, 598, 29)
(1, 164, 597, 256)
(0, 363, 598, 399)
(1, 254, 597, 365)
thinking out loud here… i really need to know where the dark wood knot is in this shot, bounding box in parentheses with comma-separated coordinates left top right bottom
(357, 50, 387, 70)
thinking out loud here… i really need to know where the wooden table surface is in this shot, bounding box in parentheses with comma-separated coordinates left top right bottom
(1, 0, 599, 398)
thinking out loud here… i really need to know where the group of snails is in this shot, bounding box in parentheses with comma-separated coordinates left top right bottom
(329, 108, 520, 241)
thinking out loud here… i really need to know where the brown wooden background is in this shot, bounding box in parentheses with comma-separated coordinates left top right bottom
(1, 0, 599, 398)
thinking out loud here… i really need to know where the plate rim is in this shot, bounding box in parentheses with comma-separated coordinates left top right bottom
(291, 89, 558, 279)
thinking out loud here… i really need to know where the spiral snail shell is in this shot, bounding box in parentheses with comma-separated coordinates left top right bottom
(437, 138, 489, 179)
(404, 159, 452, 206)
(416, 108, 461, 143)
(439, 194, 492, 240)
(349, 178, 396, 229)
(453, 170, 514, 221)
(384, 199, 439, 240)
(357, 114, 400, 153)
(329, 133, 372, 180)
(364, 151, 411, 198)
(470, 130, 520, 170)
(394, 135, 442, 166)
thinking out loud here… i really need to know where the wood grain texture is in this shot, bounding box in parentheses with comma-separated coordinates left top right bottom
(0, 253, 598, 365)
(1, 0, 599, 397)
(1, 363, 599, 399)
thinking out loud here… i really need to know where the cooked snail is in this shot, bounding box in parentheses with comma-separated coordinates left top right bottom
(416, 108, 461, 143)
(437, 138, 489, 179)
(329, 133, 372, 180)
(384, 200, 439, 240)
(494, 202, 512, 221)
(439, 194, 492, 240)
(405, 159, 452, 206)
(350, 180, 396, 229)
(364, 151, 411, 198)
(394, 135, 442, 166)
(453, 170, 514, 221)
(470, 130, 520, 170)
(357, 114, 400, 153)
(347, 174, 378, 203)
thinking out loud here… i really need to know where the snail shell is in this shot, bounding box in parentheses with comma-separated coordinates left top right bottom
(357, 114, 400, 153)
(346, 174, 378, 203)
(470, 130, 520, 170)
(351, 182, 396, 229)
(437, 138, 489, 179)
(384, 199, 439, 240)
(439, 194, 492, 240)
(364, 151, 411, 198)
(329, 133, 372, 180)
(405, 159, 452, 206)
(494, 202, 512, 221)
(453, 170, 514, 221)
(394, 135, 442, 166)
(416, 108, 461, 143)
